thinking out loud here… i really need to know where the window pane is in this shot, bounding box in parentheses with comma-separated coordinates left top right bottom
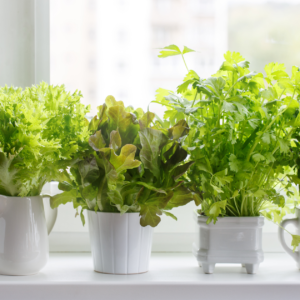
(51, 0, 300, 116)
(228, 0, 300, 73)
(50, 0, 227, 116)
(50, 0, 298, 235)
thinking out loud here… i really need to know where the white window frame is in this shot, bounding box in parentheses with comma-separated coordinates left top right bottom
(0, 0, 49, 87)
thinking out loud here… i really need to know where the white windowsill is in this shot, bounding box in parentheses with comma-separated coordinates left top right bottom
(1, 253, 300, 300)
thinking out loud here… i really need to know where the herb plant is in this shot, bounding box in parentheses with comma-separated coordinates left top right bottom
(0, 83, 90, 197)
(50, 96, 200, 227)
(155, 45, 300, 249)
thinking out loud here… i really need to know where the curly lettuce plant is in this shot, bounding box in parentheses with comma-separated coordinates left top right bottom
(50, 96, 200, 227)
(155, 45, 300, 249)
(0, 83, 90, 197)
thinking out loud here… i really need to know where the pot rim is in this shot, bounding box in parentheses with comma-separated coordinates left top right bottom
(194, 210, 264, 219)
(87, 210, 140, 215)
(0, 194, 42, 199)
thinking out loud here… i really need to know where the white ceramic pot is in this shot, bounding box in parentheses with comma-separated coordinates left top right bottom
(278, 207, 300, 268)
(193, 211, 264, 274)
(87, 211, 153, 274)
(0, 195, 57, 275)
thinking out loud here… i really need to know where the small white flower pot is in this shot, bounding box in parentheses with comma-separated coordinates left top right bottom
(87, 211, 153, 274)
(193, 211, 264, 274)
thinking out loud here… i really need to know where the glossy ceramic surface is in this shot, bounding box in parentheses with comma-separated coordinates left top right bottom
(88, 211, 153, 274)
(0, 195, 57, 275)
(193, 211, 264, 274)
(278, 207, 300, 268)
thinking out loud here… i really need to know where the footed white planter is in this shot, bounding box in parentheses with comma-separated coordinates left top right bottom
(87, 211, 153, 275)
(193, 211, 264, 274)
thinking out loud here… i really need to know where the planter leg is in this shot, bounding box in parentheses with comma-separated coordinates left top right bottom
(202, 263, 215, 274)
(245, 263, 259, 274)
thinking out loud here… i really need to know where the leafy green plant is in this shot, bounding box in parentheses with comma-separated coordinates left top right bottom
(155, 45, 300, 249)
(0, 82, 90, 197)
(50, 96, 200, 227)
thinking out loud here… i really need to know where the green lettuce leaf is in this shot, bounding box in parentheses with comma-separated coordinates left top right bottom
(0, 83, 90, 197)
(54, 95, 198, 227)
(139, 128, 168, 179)
(50, 189, 78, 208)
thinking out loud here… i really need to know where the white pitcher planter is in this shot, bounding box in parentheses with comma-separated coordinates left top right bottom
(0, 195, 57, 275)
(193, 211, 264, 274)
(88, 211, 153, 274)
(278, 207, 300, 268)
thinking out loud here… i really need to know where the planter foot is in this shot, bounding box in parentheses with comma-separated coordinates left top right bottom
(245, 263, 259, 274)
(202, 263, 215, 274)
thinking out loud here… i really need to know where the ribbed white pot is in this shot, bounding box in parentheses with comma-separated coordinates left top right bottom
(87, 211, 153, 275)
(193, 211, 264, 274)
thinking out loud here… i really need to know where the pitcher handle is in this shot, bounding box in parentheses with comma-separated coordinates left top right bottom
(278, 218, 299, 262)
(41, 195, 58, 234)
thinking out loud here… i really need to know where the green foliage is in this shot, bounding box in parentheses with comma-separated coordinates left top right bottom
(155, 45, 300, 249)
(292, 235, 300, 252)
(202, 200, 227, 224)
(158, 45, 195, 58)
(158, 45, 195, 71)
(0, 83, 90, 196)
(51, 96, 199, 227)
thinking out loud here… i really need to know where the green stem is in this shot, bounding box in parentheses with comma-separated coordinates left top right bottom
(233, 196, 241, 216)
(226, 204, 238, 216)
(181, 54, 189, 72)
(258, 163, 274, 187)
(191, 92, 198, 108)
(240, 190, 246, 215)
(224, 80, 239, 99)
(187, 92, 198, 124)
(279, 88, 286, 100)
(217, 96, 224, 127)
(239, 120, 247, 142)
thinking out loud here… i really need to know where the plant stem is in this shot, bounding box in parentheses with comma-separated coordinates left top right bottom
(239, 120, 247, 141)
(279, 88, 286, 100)
(188, 92, 198, 124)
(233, 196, 241, 215)
(191, 92, 198, 108)
(181, 54, 189, 72)
(217, 96, 224, 127)
(240, 189, 246, 215)
(226, 204, 238, 216)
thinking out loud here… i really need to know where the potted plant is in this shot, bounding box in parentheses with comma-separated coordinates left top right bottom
(154, 45, 300, 273)
(0, 83, 90, 275)
(51, 96, 200, 274)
